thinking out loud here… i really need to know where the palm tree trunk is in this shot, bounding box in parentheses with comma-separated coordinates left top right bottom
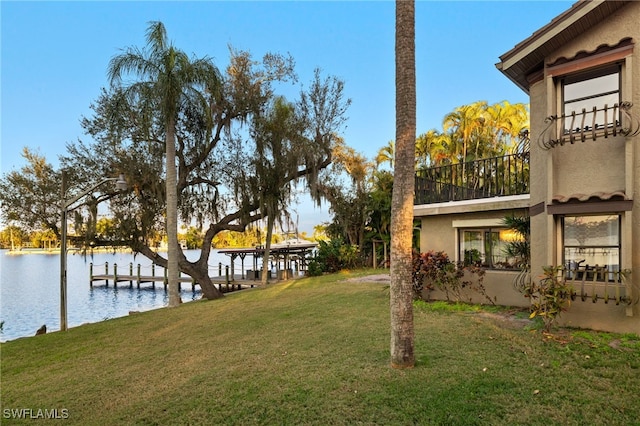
(390, 0, 415, 369)
(462, 139, 468, 184)
(166, 122, 181, 307)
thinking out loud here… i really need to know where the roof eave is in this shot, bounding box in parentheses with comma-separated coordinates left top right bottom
(496, 0, 627, 93)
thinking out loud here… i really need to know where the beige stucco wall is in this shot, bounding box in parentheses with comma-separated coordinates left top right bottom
(552, 138, 626, 196)
(559, 302, 639, 335)
(418, 203, 529, 262)
(544, 1, 640, 199)
(416, 2, 640, 333)
(425, 270, 529, 308)
(529, 79, 553, 274)
(419, 214, 456, 257)
(528, 1, 640, 328)
(417, 205, 530, 308)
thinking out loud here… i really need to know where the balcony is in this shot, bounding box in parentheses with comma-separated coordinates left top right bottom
(539, 102, 640, 150)
(415, 152, 530, 205)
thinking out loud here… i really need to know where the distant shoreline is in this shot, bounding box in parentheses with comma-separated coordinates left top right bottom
(3, 247, 139, 256)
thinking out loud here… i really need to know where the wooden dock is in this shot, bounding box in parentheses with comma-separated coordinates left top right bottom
(89, 262, 259, 292)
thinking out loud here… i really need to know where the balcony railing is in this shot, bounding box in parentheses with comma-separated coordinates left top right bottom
(539, 102, 640, 150)
(415, 152, 530, 205)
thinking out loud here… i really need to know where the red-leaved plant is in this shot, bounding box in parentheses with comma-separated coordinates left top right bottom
(412, 250, 492, 304)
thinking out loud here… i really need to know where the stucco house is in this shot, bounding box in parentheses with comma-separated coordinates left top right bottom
(415, 0, 639, 334)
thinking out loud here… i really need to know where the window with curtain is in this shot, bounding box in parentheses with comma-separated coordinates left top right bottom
(562, 214, 621, 281)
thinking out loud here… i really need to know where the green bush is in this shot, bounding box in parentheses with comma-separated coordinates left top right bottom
(308, 238, 359, 274)
(307, 259, 324, 277)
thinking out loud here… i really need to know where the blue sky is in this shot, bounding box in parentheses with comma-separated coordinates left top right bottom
(1, 1, 572, 232)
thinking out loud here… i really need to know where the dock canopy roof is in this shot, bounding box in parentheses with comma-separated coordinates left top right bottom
(217, 239, 317, 258)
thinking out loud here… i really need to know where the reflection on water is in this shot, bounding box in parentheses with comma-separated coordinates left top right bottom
(0, 250, 227, 342)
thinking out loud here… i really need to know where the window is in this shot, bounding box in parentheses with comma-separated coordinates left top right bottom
(562, 215, 621, 281)
(562, 64, 621, 132)
(459, 228, 520, 269)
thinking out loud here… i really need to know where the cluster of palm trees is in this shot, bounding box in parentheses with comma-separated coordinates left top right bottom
(376, 100, 529, 172)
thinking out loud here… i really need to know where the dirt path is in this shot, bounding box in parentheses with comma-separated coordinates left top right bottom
(342, 274, 390, 284)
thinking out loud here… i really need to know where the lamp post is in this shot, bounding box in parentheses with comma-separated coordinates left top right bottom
(60, 173, 127, 331)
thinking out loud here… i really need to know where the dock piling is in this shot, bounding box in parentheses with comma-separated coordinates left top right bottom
(129, 262, 134, 288)
(163, 267, 168, 290)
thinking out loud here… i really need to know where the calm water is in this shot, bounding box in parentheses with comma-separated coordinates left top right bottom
(0, 249, 233, 342)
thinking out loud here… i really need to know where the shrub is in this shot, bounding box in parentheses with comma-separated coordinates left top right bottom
(307, 238, 359, 275)
(307, 259, 324, 277)
(412, 250, 492, 304)
(524, 265, 573, 332)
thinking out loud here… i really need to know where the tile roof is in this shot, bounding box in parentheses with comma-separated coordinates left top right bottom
(552, 191, 628, 203)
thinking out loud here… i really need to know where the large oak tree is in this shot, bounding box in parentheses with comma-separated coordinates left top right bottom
(57, 26, 349, 300)
(107, 21, 222, 306)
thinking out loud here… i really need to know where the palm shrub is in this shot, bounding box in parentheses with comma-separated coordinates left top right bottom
(502, 214, 530, 292)
(502, 214, 530, 266)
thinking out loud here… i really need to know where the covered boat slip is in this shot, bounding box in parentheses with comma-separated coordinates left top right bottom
(218, 239, 317, 280)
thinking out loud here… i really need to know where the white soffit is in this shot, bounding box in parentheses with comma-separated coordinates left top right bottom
(414, 194, 530, 216)
(451, 218, 505, 228)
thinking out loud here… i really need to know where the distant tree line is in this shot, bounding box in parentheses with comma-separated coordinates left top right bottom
(0, 220, 313, 251)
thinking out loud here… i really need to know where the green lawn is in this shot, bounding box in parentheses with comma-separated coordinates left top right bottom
(1, 270, 639, 425)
